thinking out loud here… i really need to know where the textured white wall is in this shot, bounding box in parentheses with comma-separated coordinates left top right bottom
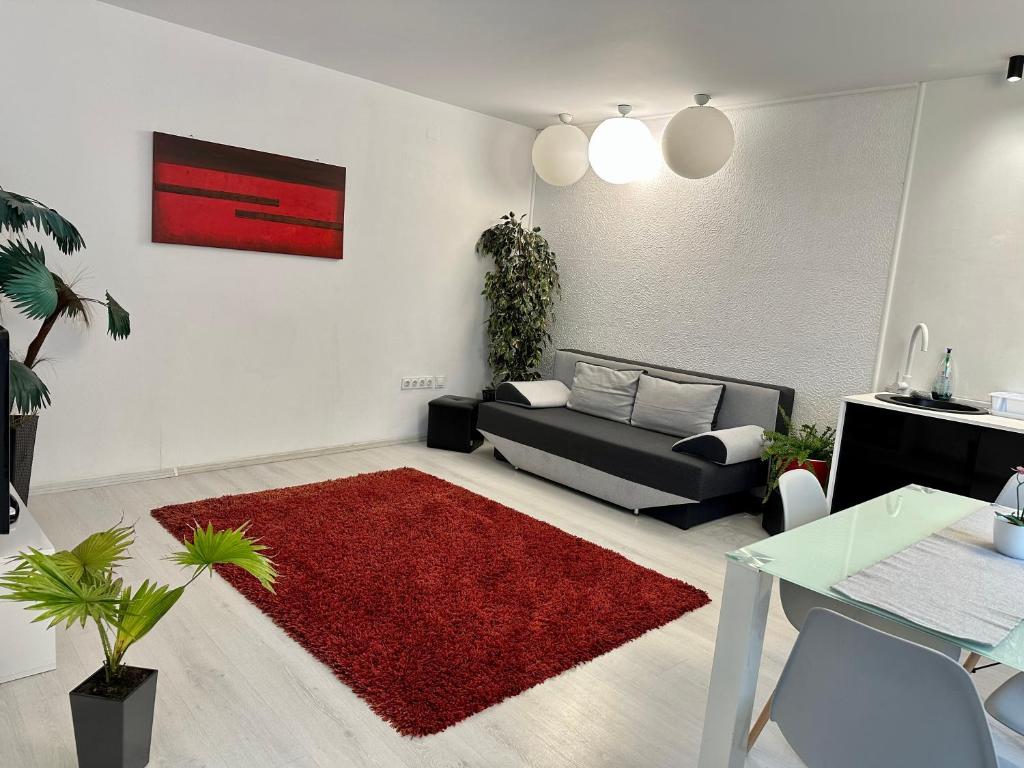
(534, 88, 919, 426)
(878, 75, 1024, 401)
(2, 0, 534, 486)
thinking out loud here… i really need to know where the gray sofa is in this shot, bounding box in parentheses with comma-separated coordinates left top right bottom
(476, 349, 795, 529)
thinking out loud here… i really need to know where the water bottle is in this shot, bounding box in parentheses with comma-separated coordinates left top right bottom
(931, 347, 955, 401)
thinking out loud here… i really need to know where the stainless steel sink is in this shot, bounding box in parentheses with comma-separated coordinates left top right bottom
(874, 392, 988, 415)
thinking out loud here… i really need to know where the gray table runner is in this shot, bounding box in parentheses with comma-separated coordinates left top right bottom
(832, 506, 1024, 647)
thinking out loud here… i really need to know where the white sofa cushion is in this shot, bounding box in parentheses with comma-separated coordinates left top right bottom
(496, 380, 571, 408)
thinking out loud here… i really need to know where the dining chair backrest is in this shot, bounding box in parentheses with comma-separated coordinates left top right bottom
(778, 468, 832, 631)
(779, 468, 828, 532)
(772, 608, 998, 768)
(996, 473, 1021, 510)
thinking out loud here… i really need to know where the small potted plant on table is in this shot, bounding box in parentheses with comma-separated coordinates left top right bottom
(994, 467, 1024, 560)
(760, 409, 836, 534)
(0, 521, 276, 768)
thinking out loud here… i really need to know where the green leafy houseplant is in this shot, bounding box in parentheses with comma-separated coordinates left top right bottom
(476, 212, 560, 387)
(0, 186, 130, 416)
(0, 521, 277, 683)
(761, 408, 836, 502)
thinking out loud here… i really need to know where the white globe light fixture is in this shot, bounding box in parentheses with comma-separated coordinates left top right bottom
(662, 94, 735, 179)
(587, 104, 659, 185)
(531, 113, 590, 187)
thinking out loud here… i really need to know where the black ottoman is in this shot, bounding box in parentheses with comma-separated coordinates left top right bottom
(427, 395, 483, 453)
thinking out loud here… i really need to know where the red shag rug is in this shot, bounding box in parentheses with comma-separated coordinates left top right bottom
(151, 467, 709, 736)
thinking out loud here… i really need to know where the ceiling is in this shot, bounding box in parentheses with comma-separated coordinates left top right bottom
(102, 0, 1024, 128)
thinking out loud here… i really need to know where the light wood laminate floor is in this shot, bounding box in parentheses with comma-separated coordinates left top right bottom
(0, 441, 1017, 767)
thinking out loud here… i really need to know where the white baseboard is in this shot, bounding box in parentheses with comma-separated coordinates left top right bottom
(30, 435, 427, 496)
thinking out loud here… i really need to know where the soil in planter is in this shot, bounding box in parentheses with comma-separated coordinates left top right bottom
(74, 666, 154, 700)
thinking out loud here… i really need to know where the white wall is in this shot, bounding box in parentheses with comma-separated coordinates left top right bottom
(1, 0, 534, 486)
(878, 74, 1024, 401)
(534, 88, 919, 426)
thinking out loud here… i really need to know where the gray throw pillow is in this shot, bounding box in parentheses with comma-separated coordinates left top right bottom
(566, 361, 643, 423)
(629, 374, 725, 438)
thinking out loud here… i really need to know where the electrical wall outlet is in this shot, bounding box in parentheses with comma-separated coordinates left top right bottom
(401, 376, 435, 390)
(434, 375, 446, 389)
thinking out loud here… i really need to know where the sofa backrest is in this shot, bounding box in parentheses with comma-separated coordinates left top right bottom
(552, 349, 794, 433)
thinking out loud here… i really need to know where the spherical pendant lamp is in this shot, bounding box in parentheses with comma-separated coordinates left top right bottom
(587, 105, 659, 185)
(662, 94, 735, 179)
(531, 113, 590, 186)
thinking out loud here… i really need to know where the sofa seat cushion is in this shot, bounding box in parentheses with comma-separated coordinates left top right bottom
(477, 402, 764, 501)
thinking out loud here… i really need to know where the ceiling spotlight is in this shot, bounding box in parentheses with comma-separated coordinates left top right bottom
(531, 113, 590, 187)
(587, 105, 660, 185)
(1008, 55, 1023, 83)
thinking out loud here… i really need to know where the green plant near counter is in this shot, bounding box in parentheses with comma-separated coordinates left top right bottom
(761, 408, 836, 502)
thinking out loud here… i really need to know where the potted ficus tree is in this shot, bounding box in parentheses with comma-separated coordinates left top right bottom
(994, 466, 1024, 559)
(0, 521, 276, 768)
(760, 409, 836, 534)
(0, 186, 130, 501)
(476, 212, 560, 399)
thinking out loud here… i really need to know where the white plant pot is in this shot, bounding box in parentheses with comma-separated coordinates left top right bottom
(993, 515, 1024, 560)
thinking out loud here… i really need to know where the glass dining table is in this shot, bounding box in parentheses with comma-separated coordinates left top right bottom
(697, 485, 1024, 768)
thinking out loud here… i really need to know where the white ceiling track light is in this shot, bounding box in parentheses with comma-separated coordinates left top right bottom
(531, 113, 590, 187)
(662, 94, 735, 179)
(588, 104, 659, 185)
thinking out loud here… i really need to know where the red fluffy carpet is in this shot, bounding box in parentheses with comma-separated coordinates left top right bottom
(151, 467, 710, 736)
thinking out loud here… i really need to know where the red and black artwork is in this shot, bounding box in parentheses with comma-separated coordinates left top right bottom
(152, 132, 345, 260)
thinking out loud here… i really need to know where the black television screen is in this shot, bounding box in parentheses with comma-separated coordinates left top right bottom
(0, 325, 9, 535)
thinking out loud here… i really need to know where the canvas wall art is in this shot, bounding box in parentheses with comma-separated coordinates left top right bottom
(152, 132, 346, 259)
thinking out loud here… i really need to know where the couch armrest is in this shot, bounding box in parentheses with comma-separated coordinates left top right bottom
(672, 425, 765, 465)
(496, 380, 571, 409)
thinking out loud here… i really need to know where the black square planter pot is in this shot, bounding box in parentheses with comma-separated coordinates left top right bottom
(70, 667, 158, 768)
(761, 490, 784, 536)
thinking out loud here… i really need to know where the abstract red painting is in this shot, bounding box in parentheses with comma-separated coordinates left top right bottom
(152, 132, 345, 259)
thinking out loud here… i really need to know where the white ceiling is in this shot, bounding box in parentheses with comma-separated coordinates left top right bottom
(102, 0, 1023, 128)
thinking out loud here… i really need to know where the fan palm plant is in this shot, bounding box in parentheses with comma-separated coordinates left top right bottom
(0, 520, 276, 682)
(1, 520, 275, 766)
(0, 186, 130, 415)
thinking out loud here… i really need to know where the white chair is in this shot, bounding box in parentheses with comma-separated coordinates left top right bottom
(988, 677, 1024, 738)
(779, 467, 828, 531)
(985, 473, 1024, 739)
(771, 608, 1024, 768)
(748, 469, 961, 749)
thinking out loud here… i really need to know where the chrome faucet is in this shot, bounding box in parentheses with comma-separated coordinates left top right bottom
(895, 323, 929, 394)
